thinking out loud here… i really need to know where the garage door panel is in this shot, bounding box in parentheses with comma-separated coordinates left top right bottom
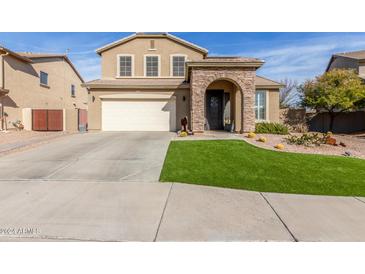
(102, 99, 176, 131)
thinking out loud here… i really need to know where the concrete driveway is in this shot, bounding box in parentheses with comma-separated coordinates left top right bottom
(0, 132, 173, 182)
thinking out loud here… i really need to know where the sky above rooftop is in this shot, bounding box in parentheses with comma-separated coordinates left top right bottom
(1, 32, 365, 83)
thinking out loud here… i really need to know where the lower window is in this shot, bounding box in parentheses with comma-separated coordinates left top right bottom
(255, 91, 267, 120)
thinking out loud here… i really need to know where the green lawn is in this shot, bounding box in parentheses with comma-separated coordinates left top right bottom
(160, 140, 365, 197)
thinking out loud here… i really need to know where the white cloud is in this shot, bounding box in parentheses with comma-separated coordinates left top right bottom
(235, 33, 365, 83)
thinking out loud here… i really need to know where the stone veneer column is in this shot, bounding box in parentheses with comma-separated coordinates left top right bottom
(240, 73, 255, 133)
(190, 69, 205, 132)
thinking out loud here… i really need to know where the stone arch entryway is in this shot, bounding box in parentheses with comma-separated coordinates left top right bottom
(190, 67, 256, 133)
(204, 79, 240, 131)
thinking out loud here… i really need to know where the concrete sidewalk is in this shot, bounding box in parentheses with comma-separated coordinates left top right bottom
(0, 180, 364, 242)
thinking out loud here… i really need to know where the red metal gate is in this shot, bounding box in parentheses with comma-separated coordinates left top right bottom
(32, 109, 63, 131)
(78, 109, 88, 132)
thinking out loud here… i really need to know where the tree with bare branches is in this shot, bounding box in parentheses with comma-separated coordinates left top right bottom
(279, 78, 299, 108)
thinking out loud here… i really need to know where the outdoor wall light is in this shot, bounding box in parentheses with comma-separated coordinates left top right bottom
(183, 96, 186, 101)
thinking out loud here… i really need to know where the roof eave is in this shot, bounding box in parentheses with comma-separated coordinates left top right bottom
(325, 55, 335, 72)
(82, 83, 190, 89)
(96, 33, 209, 55)
(0, 88, 9, 96)
(0, 47, 33, 63)
(186, 61, 264, 67)
(256, 85, 284, 89)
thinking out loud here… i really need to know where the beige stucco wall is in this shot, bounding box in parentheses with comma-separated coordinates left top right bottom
(1, 55, 88, 130)
(65, 108, 79, 131)
(0, 55, 3, 88)
(88, 89, 190, 131)
(88, 86, 280, 132)
(359, 62, 365, 78)
(267, 89, 280, 122)
(101, 37, 205, 78)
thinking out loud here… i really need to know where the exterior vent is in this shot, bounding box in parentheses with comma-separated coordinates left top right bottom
(150, 40, 155, 50)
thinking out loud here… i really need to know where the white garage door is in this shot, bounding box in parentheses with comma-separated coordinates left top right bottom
(102, 99, 176, 131)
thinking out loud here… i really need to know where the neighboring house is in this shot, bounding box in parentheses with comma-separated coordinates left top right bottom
(0, 46, 88, 131)
(326, 50, 365, 79)
(83, 33, 283, 132)
(308, 50, 365, 133)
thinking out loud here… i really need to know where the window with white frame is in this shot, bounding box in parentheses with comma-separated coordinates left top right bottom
(40, 71, 48, 86)
(119, 55, 133, 77)
(71, 84, 76, 97)
(145, 56, 159, 77)
(255, 91, 267, 120)
(172, 55, 185, 77)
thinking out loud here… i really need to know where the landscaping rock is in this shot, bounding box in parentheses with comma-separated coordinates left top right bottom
(247, 132, 256, 138)
(274, 144, 284, 150)
(326, 137, 337, 146)
(339, 142, 346, 147)
(343, 151, 352, 157)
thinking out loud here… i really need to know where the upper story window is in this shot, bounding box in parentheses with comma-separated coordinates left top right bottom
(71, 84, 76, 97)
(118, 55, 133, 77)
(145, 55, 160, 77)
(171, 55, 186, 77)
(255, 90, 267, 121)
(40, 71, 48, 86)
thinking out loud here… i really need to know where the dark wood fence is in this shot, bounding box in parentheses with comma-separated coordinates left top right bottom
(32, 109, 63, 131)
(308, 111, 365, 133)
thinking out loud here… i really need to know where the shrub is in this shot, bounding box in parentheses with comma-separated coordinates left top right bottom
(285, 132, 331, 147)
(257, 136, 267, 143)
(255, 122, 289, 135)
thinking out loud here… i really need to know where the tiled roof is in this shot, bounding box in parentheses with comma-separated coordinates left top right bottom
(334, 50, 365, 60)
(255, 75, 284, 87)
(17, 52, 67, 58)
(0, 46, 33, 63)
(205, 56, 263, 63)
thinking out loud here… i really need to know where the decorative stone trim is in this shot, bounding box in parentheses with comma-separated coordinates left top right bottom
(190, 67, 256, 133)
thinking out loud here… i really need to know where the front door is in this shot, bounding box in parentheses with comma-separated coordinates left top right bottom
(206, 90, 224, 130)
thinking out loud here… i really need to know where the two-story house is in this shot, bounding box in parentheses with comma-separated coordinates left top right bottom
(0, 46, 88, 131)
(84, 33, 283, 133)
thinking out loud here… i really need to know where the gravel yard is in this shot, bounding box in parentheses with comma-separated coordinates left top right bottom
(244, 132, 365, 159)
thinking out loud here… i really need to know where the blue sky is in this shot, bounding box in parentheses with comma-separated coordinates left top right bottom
(1, 32, 365, 83)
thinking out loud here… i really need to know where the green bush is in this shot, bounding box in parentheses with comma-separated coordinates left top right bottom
(255, 122, 289, 135)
